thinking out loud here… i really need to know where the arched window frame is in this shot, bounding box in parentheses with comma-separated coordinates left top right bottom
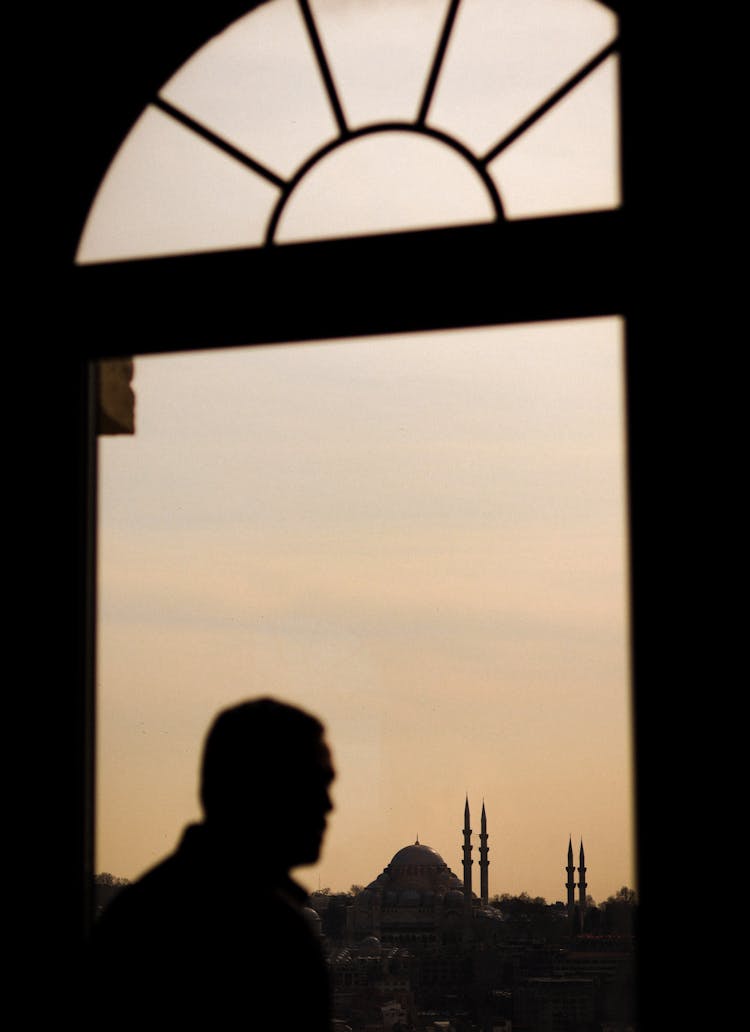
(54, 3, 664, 993)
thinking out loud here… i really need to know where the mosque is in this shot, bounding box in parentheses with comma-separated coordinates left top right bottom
(346, 799, 589, 945)
(347, 798, 499, 945)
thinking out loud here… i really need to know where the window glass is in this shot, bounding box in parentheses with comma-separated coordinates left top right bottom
(311, 0, 450, 126)
(275, 129, 496, 242)
(428, 0, 616, 154)
(489, 54, 620, 217)
(97, 316, 634, 904)
(77, 0, 620, 263)
(161, 0, 339, 178)
(77, 105, 281, 260)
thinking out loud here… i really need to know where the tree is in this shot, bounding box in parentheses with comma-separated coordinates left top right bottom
(606, 886, 637, 905)
(93, 873, 130, 915)
(495, 892, 548, 914)
(600, 886, 637, 934)
(95, 872, 129, 887)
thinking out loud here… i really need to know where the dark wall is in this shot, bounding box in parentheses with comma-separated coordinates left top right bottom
(19, 5, 707, 1026)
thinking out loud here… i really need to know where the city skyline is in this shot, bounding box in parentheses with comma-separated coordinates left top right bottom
(96, 793, 631, 907)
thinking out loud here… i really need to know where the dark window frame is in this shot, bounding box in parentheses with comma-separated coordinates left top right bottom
(48, 6, 674, 1019)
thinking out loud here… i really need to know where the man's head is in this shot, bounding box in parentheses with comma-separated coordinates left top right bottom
(200, 697, 335, 867)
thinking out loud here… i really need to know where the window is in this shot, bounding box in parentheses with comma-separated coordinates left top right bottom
(78, 0, 620, 262)
(72, 0, 639, 971)
(97, 317, 632, 909)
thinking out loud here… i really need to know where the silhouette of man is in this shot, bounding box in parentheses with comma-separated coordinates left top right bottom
(89, 697, 335, 1029)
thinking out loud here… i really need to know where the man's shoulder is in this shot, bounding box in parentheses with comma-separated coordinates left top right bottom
(91, 835, 198, 943)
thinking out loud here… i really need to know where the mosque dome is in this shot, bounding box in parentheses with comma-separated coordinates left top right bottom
(373, 840, 456, 895)
(389, 842, 447, 868)
(357, 838, 467, 907)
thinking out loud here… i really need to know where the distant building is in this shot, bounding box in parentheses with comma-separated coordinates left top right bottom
(515, 976, 597, 1032)
(312, 808, 633, 1031)
(328, 938, 416, 1030)
(346, 802, 593, 950)
(347, 799, 504, 948)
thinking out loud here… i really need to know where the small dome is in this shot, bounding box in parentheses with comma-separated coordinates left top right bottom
(359, 935, 382, 957)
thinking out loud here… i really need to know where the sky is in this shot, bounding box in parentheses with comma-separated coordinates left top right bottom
(89, 0, 634, 905)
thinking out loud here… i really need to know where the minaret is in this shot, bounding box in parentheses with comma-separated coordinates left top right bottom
(566, 836, 576, 922)
(462, 796, 473, 905)
(479, 800, 489, 905)
(577, 840, 588, 920)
